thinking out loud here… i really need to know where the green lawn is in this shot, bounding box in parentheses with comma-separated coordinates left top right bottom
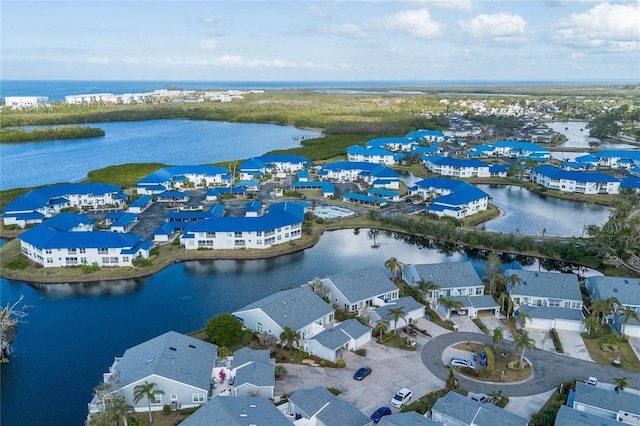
(582, 332, 640, 373)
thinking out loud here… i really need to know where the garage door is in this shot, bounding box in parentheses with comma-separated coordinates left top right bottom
(554, 319, 583, 332)
(529, 317, 554, 329)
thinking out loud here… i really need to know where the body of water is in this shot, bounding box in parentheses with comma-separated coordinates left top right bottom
(0, 229, 594, 426)
(0, 120, 320, 189)
(548, 121, 637, 150)
(476, 184, 612, 237)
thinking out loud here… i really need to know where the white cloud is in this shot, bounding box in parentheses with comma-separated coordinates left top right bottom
(459, 12, 527, 42)
(198, 40, 218, 51)
(419, 0, 475, 12)
(322, 23, 368, 39)
(365, 8, 444, 39)
(88, 57, 110, 65)
(553, 2, 640, 52)
(307, 5, 329, 17)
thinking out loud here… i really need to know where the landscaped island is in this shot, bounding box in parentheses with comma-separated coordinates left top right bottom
(0, 125, 105, 143)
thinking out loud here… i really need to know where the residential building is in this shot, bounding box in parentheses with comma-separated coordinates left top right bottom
(467, 140, 550, 161)
(378, 412, 439, 426)
(18, 221, 152, 268)
(506, 269, 584, 331)
(41, 212, 95, 232)
(136, 166, 232, 194)
(430, 391, 529, 426)
(568, 382, 640, 425)
(554, 405, 621, 426)
(321, 267, 399, 315)
(405, 129, 446, 144)
(238, 154, 312, 179)
(292, 181, 335, 197)
(104, 212, 138, 233)
(228, 347, 275, 399)
(402, 262, 485, 313)
(318, 161, 401, 189)
(426, 183, 490, 219)
(180, 396, 291, 426)
(127, 195, 153, 214)
(180, 201, 303, 250)
(232, 286, 334, 342)
(592, 150, 640, 169)
(408, 177, 464, 200)
(305, 319, 371, 362)
(347, 145, 395, 165)
(586, 275, 640, 338)
(366, 136, 416, 152)
(2, 183, 126, 227)
(530, 165, 621, 194)
(370, 296, 425, 328)
(424, 156, 491, 178)
(287, 386, 371, 426)
(341, 192, 388, 208)
(88, 331, 218, 415)
(4, 96, 49, 109)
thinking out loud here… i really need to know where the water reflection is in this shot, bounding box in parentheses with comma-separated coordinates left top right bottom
(29, 280, 143, 297)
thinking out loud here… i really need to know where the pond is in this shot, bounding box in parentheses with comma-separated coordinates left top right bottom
(547, 121, 637, 150)
(0, 228, 592, 426)
(475, 184, 612, 237)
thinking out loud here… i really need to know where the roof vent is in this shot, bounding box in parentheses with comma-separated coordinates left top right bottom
(189, 344, 196, 349)
(166, 355, 174, 359)
(249, 404, 257, 408)
(535, 272, 539, 277)
(146, 358, 154, 363)
(437, 265, 441, 269)
(282, 313, 288, 318)
(169, 347, 177, 351)
(624, 279, 629, 284)
(240, 414, 248, 418)
(281, 300, 287, 305)
(613, 288, 618, 293)
(181, 368, 189, 374)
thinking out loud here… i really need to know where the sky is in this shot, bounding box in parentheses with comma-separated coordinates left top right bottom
(1, 0, 639, 82)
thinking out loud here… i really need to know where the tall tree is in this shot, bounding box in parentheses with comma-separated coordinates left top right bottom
(505, 273, 522, 292)
(487, 389, 503, 405)
(617, 306, 640, 336)
(613, 376, 628, 391)
(0, 295, 30, 363)
(438, 297, 464, 320)
(307, 277, 329, 299)
(373, 318, 390, 342)
(583, 313, 602, 337)
(133, 381, 164, 424)
(445, 367, 459, 391)
(384, 257, 405, 281)
(416, 279, 439, 304)
(387, 306, 407, 335)
(492, 327, 504, 350)
(498, 292, 514, 318)
(483, 252, 503, 295)
(279, 326, 295, 351)
(205, 313, 243, 346)
(515, 309, 532, 330)
(513, 330, 536, 368)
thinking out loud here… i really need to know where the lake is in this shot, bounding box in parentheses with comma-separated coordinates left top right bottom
(476, 184, 613, 237)
(0, 229, 590, 426)
(547, 121, 637, 150)
(0, 120, 321, 190)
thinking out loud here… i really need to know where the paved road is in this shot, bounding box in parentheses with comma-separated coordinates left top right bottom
(421, 331, 640, 396)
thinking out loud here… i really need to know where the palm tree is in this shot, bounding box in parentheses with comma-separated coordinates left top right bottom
(133, 381, 164, 424)
(613, 376, 628, 391)
(498, 292, 514, 318)
(416, 279, 439, 304)
(583, 313, 602, 337)
(247, 389, 261, 397)
(384, 257, 405, 281)
(487, 389, 503, 405)
(486, 272, 505, 297)
(439, 297, 464, 320)
(109, 395, 133, 426)
(387, 306, 407, 335)
(492, 327, 504, 350)
(445, 366, 459, 391)
(617, 306, 639, 336)
(217, 346, 231, 362)
(515, 309, 532, 330)
(291, 329, 301, 350)
(279, 327, 295, 351)
(514, 330, 536, 368)
(505, 273, 522, 292)
(373, 318, 390, 342)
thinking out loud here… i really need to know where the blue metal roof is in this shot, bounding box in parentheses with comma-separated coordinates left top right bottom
(405, 129, 444, 139)
(129, 195, 152, 208)
(533, 165, 620, 182)
(414, 177, 466, 191)
(347, 145, 393, 156)
(19, 223, 145, 250)
(42, 212, 94, 231)
(3, 183, 123, 214)
(183, 210, 301, 234)
(138, 166, 230, 185)
(432, 184, 489, 205)
(431, 157, 489, 168)
(365, 137, 411, 149)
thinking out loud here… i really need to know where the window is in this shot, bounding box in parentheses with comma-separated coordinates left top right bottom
(45, 249, 52, 254)
(475, 288, 483, 295)
(102, 257, 110, 264)
(192, 393, 205, 403)
(79, 248, 86, 254)
(68, 248, 77, 255)
(65, 257, 78, 265)
(234, 232, 243, 238)
(46, 258, 53, 264)
(152, 393, 163, 405)
(80, 257, 87, 264)
(98, 248, 109, 255)
(256, 321, 263, 332)
(548, 299, 561, 307)
(110, 257, 119, 263)
(171, 394, 178, 401)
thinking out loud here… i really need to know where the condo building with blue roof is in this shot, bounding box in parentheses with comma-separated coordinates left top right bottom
(2, 183, 126, 228)
(319, 161, 400, 189)
(346, 145, 395, 165)
(238, 154, 312, 180)
(424, 155, 491, 178)
(531, 165, 621, 194)
(136, 166, 232, 195)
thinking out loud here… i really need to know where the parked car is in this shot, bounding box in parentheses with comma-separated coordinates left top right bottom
(354, 366, 372, 381)
(390, 387, 412, 408)
(471, 393, 488, 403)
(402, 326, 417, 336)
(450, 357, 476, 369)
(370, 406, 392, 423)
(586, 377, 598, 386)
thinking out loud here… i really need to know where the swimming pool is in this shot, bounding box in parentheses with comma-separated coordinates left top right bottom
(313, 205, 355, 219)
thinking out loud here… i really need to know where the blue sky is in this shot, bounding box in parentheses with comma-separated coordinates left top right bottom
(2, 1, 639, 81)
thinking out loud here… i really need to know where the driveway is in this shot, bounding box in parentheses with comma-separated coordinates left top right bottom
(480, 315, 514, 341)
(275, 332, 443, 418)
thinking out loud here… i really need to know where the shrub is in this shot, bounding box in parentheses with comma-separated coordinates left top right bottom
(319, 360, 327, 367)
(171, 238, 180, 246)
(550, 328, 564, 353)
(473, 318, 489, 334)
(355, 348, 367, 356)
(298, 349, 309, 359)
(460, 366, 479, 377)
(335, 359, 346, 368)
(4, 255, 29, 270)
(163, 404, 171, 416)
(179, 406, 200, 415)
(326, 387, 341, 395)
(484, 346, 495, 375)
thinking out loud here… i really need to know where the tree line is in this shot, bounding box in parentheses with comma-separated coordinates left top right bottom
(0, 126, 105, 143)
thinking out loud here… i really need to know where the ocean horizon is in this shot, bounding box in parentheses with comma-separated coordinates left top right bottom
(2, 79, 638, 102)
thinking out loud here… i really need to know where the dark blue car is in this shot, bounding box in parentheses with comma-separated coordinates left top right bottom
(370, 406, 392, 423)
(353, 366, 372, 380)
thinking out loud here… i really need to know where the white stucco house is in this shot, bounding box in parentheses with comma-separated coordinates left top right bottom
(305, 319, 372, 363)
(530, 165, 621, 194)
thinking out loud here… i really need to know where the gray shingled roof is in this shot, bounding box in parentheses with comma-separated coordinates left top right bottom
(114, 331, 217, 392)
(180, 396, 291, 426)
(289, 386, 336, 418)
(325, 266, 397, 303)
(234, 360, 274, 388)
(587, 275, 640, 307)
(232, 347, 270, 369)
(432, 391, 528, 426)
(289, 385, 369, 426)
(573, 382, 640, 415)
(506, 269, 581, 301)
(522, 305, 584, 321)
(403, 261, 482, 289)
(555, 405, 621, 426)
(378, 412, 440, 426)
(309, 319, 371, 350)
(372, 296, 425, 321)
(233, 286, 333, 332)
